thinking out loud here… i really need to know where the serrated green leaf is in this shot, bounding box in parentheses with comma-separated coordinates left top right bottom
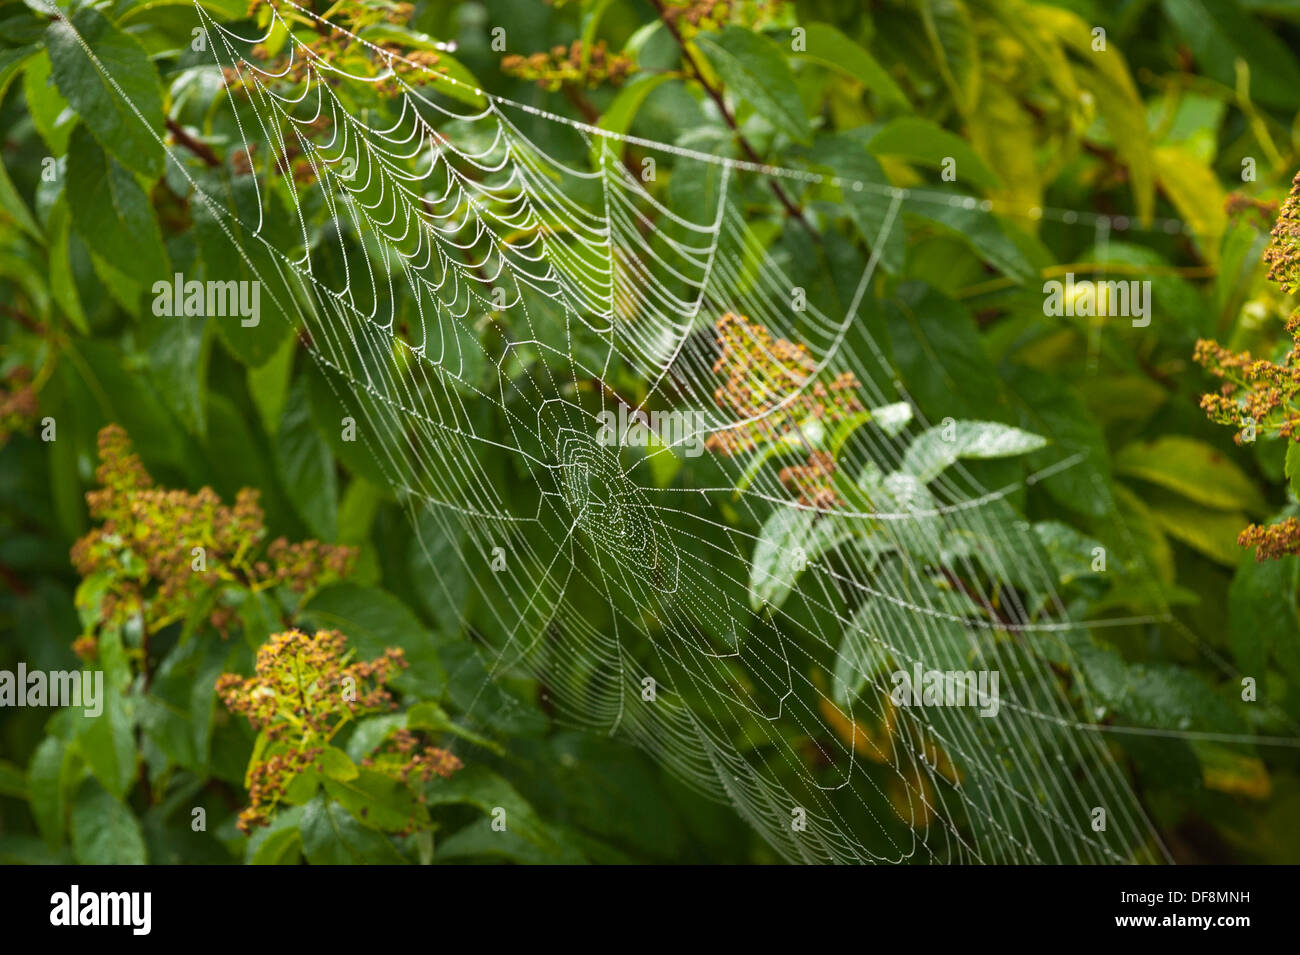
(47, 7, 164, 177)
(65, 126, 168, 287)
(695, 26, 811, 145)
(901, 420, 1046, 483)
(299, 795, 407, 864)
(71, 777, 146, 864)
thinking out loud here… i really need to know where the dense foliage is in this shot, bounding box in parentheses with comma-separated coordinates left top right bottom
(2, 0, 1300, 863)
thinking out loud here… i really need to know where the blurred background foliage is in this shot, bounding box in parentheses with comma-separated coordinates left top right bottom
(1, 0, 1300, 863)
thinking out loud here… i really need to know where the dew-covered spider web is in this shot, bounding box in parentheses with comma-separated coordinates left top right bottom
(60, 0, 1292, 863)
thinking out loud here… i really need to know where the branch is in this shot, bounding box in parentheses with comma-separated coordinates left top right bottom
(166, 117, 221, 168)
(648, 0, 814, 234)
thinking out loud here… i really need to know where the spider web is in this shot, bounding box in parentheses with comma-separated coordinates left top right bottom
(69, 0, 1264, 862)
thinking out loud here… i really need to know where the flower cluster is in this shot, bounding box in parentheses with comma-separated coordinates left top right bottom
(69, 425, 355, 656)
(661, 0, 788, 39)
(1194, 325, 1300, 444)
(778, 450, 840, 511)
(0, 366, 38, 446)
(705, 314, 862, 507)
(361, 727, 462, 788)
(217, 629, 407, 832)
(1238, 518, 1300, 561)
(1225, 192, 1279, 232)
(1263, 171, 1300, 294)
(501, 41, 633, 91)
(1197, 171, 1300, 559)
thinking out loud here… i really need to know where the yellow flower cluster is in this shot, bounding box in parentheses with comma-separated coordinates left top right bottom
(501, 41, 633, 92)
(70, 425, 355, 658)
(216, 629, 408, 832)
(705, 314, 863, 508)
(1196, 172, 1300, 559)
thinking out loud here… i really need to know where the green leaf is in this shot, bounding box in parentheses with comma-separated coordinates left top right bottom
(0, 761, 25, 800)
(70, 777, 147, 864)
(809, 134, 905, 274)
(903, 195, 1035, 283)
(1286, 442, 1300, 502)
(1076, 641, 1245, 734)
(1145, 492, 1249, 566)
(46, 199, 89, 334)
(883, 283, 1005, 421)
(322, 769, 423, 832)
(247, 331, 296, 437)
(47, 7, 165, 177)
(65, 126, 168, 287)
(141, 307, 209, 436)
(316, 745, 359, 782)
(1115, 437, 1267, 513)
(77, 628, 137, 798)
(0, 44, 38, 104)
(866, 117, 1000, 190)
(193, 185, 297, 368)
(246, 806, 304, 864)
(0, 152, 39, 243)
(1006, 365, 1113, 519)
(1033, 5, 1155, 221)
(593, 72, 675, 165)
(695, 26, 812, 145)
(792, 22, 908, 107)
(302, 583, 446, 699)
(299, 795, 407, 864)
(749, 508, 855, 612)
(357, 23, 485, 108)
(916, 0, 979, 115)
(1230, 552, 1300, 679)
(1153, 146, 1225, 261)
(406, 701, 505, 754)
(23, 50, 73, 155)
(901, 420, 1047, 483)
(1034, 521, 1106, 586)
(1160, 0, 1300, 110)
(421, 764, 573, 858)
(27, 736, 70, 849)
(276, 376, 337, 540)
(834, 557, 981, 706)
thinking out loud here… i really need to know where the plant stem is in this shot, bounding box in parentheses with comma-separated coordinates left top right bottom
(647, 0, 814, 235)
